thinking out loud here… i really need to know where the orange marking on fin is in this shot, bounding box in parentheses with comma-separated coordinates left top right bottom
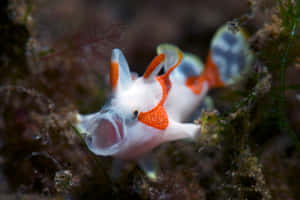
(138, 75, 170, 130)
(156, 75, 171, 104)
(110, 61, 119, 90)
(143, 53, 166, 78)
(164, 50, 183, 76)
(138, 104, 168, 130)
(204, 51, 225, 88)
(186, 51, 225, 94)
(138, 51, 183, 130)
(186, 76, 206, 94)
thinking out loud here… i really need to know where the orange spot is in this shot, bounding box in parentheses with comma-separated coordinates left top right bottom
(186, 51, 225, 94)
(144, 53, 166, 78)
(110, 61, 119, 90)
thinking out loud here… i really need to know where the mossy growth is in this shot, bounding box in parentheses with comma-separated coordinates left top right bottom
(195, 67, 272, 199)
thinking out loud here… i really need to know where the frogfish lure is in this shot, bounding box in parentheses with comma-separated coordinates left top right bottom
(75, 24, 253, 176)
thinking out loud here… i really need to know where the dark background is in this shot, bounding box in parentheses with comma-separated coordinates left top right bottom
(0, 0, 299, 199)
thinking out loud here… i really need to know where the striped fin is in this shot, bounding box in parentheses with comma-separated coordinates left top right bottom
(157, 44, 204, 82)
(210, 25, 253, 85)
(143, 53, 166, 80)
(171, 52, 204, 83)
(156, 44, 183, 76)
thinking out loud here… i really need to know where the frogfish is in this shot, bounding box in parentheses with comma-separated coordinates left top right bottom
(75, 24, 253, 179)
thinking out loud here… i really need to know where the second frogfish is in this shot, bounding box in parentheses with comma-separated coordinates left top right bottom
(75, 24, 253, 179)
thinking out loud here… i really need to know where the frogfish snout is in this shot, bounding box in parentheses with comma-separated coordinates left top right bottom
(76, 110, 126, 156)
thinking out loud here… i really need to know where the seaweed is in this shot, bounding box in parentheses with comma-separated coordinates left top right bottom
(256, 0, 300, 149)
(277, 0, 300, 148)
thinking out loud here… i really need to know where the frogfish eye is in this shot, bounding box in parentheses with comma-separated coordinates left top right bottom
(133, 109, 139, 118)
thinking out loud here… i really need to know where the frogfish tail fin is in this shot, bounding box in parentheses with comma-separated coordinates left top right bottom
(204, 24, 254, 89)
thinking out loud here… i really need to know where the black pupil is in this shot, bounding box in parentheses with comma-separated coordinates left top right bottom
(134, 110, 139, 117)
